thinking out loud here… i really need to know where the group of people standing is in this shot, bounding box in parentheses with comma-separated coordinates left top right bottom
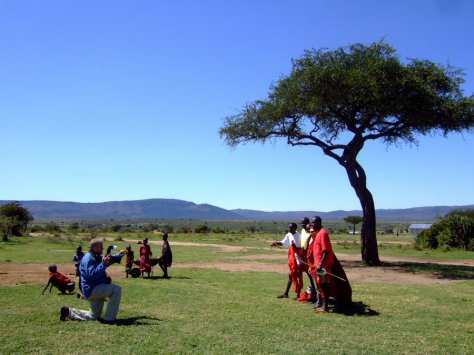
(134, 234, 173, 279)
(60, 233, 172, 324)
(271, 216, 352, 313)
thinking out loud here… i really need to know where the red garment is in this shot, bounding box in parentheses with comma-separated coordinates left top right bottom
(139, 244, 152, 273)
(49, 272, 74, 292)
(288, 244, 304, 295)
(313, 228, 334, 268)
(50, 271, 71, 284)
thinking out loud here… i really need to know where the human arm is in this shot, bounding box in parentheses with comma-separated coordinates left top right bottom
(41, 280, 52, 295)
(82, 254, 108, 282)
(316, 251, 328, 271)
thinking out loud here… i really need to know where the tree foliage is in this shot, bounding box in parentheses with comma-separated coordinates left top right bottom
(344, 215, 363, 234)
(220, 40, 474, 265)
(416, 214, 474, 251)
(0, 202, 34, 240)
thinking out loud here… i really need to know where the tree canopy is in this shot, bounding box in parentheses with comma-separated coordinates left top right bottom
(0, 201, 34, 240)
(344, 216, 363, 235)
(220, 40, 474, 265)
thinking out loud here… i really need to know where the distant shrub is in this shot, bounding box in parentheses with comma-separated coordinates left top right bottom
(212, 227, 226, 234)
(177, 226, 191, 234)
(415, 229, 439, 249)
(415, 215, 474, 251)
(161, 224, 174, 234)
(194, 224, 209, 234)
(446, 209, 474, 219)
(28, 225, 43, 233)
(44, 222, 61, 233)
(111, 225, 123, 232)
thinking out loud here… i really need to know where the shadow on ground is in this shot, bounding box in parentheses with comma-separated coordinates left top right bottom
(116, 316, 162, 326)
(382, 261, 474, 280)
(340, 260, 474, 281)
(333, 301, 380, 316)
(144, 275, 191, 280)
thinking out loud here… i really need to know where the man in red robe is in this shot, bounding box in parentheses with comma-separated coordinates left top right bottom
(311, 216, 334, 312)
(271, 223, 303, 299)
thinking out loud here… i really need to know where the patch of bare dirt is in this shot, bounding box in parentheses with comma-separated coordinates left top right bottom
(0, 263, 127, 287)
(1, 240, 472, 286)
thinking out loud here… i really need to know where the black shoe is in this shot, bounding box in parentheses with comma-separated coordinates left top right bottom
(276, 293, 289, 298)
(60, 306, 69, 321)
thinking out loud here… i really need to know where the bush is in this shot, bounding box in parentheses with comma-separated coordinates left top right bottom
(415, 215, 474, 251)
(212, 227, 226, 234)
(415, 229, 439, 249)
(44, 222, 61, 233)
(177, 226, 191, 234)
(194, 224, 209, 234)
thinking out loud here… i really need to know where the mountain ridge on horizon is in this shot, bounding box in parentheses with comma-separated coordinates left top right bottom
(1, 198, 473, 221)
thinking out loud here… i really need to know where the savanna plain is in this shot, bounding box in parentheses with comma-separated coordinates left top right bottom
(1, 230, 473, 354)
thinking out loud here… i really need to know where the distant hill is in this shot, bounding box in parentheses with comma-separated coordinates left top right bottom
(0, 199, 243, 220)
(1, 199, 472, 221)
(233, 205, 474, 221)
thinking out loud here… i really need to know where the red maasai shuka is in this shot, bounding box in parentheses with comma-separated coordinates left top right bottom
(288, 244, 304, 295)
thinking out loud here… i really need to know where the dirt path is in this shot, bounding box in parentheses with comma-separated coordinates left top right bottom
(1, 240, 472, 287)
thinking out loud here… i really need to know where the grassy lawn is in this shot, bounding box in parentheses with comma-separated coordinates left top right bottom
(1, 234, 473, 354)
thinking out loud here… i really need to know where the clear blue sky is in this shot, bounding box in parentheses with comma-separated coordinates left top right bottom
(1, 0, 473, 212)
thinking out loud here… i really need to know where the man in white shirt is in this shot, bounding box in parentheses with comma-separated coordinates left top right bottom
(271, 223, 303, 299)
(300, 217, 318, 302)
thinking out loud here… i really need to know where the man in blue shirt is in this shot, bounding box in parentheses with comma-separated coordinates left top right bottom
(60, 239, 124, 324)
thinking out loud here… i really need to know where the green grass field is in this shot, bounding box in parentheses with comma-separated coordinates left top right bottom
(1, 234, 473, 354)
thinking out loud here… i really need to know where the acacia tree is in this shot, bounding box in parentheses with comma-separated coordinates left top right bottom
(219, 41, 474, 265)
(344, 215, 363, 235)
(0, 201, 34, 240)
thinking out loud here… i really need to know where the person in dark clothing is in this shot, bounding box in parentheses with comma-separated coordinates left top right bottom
(157, 233, 172, 278)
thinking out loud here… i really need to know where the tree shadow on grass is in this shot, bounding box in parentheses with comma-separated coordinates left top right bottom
(340, 259, 474, 281)
(333, 301, 380, 316)
(381, 261, 474, 281)
(116, 316, 162, 326)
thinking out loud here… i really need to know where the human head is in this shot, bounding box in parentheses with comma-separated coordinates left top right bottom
(89, 238, 104, 255)
(76, 245, 82, 253)
(126, 244, 132, 251)
(301, 217, 310, 229)
(162, 233, 168, 240)
(311, 216, 322, 230)
(288, 223, 297, 233)
(48, 264, 57, 273)
(143, 237, 148, 245)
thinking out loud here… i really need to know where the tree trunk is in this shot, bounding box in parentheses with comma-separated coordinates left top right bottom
(344, 161, 381, 266)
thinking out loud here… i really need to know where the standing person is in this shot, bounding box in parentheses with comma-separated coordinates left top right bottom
(73, 245, 85, 296)
(124, 245, 134, 278)
(310, 216, 335, 313)
(139, 237, 152, 278)
(271, 223, 303, 299)
(60, 238, 125, 324)
(299, 217, 318, 302)
(157, 233, 173, 278)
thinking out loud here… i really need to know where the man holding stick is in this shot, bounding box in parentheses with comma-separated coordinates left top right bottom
(310, 216, 334, 313)
(271, 223, 303, 299)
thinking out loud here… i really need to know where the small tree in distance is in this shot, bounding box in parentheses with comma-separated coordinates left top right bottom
(220, 40, 474, 265)
(344, 216, 363, 235)
(0, 201, 34, 240)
